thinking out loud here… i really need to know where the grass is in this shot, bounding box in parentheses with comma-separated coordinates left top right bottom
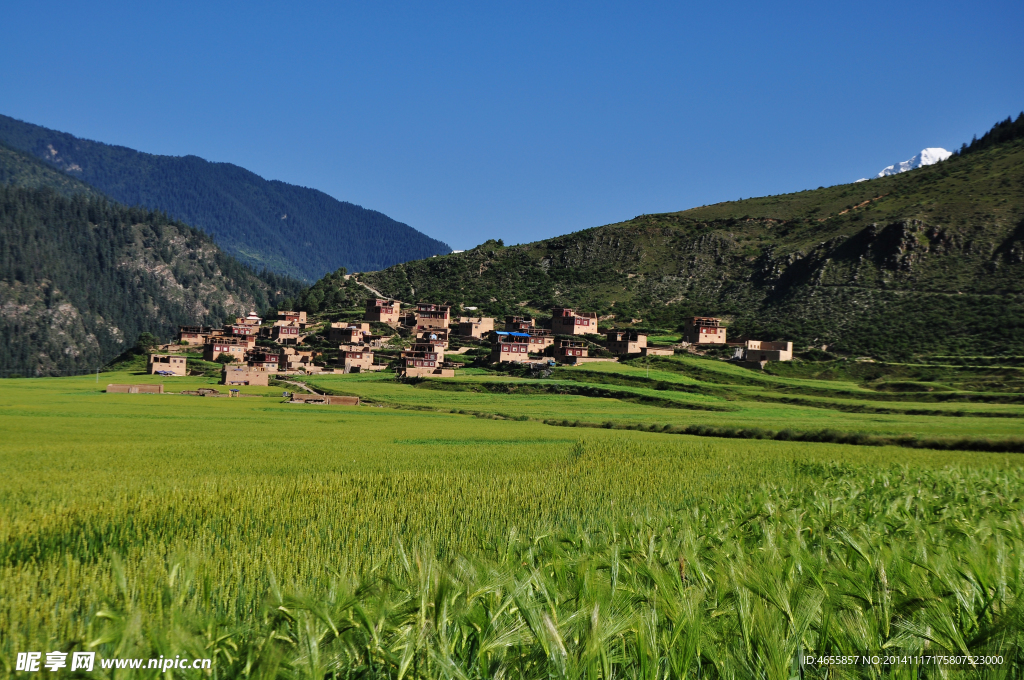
(300, 357, 1024, 443)
(1, 356, 1023, 677)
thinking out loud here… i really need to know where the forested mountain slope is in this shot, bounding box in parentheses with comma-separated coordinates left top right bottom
(0, 141, 102, 198)
(360, 116, 1024, 359)
(0, 114, 451, 281)
(0, 142, 303, 376)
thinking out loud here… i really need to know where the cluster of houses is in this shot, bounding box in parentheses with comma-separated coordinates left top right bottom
(151, 298, 792, 386)
(152, 311, 319, 386)
(352, 300, 766, 377)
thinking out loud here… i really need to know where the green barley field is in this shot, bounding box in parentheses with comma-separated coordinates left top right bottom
(2, 357, 1024, 678)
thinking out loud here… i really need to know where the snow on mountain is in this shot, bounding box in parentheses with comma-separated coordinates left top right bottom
(875, 148, 952, 178)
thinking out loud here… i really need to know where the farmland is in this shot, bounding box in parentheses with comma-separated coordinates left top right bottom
(2, 357, 1024, 677)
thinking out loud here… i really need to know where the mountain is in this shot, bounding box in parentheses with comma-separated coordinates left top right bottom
(0, 144, 303, 377)
(876, 147, 952, 177)
(348, 115, 1024, 360)
(0, 140, 103, 198)
(0, 114, 451, 281)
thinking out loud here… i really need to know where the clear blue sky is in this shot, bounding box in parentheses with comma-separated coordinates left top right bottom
(1, 1, 1021, 250)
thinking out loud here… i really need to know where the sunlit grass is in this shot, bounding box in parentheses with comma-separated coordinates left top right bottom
(1, 365, 1023, 676)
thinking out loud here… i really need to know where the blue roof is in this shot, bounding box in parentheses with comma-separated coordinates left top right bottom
(495, 331, 531, 338)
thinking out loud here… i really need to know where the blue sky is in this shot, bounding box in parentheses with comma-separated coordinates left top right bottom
(1, 1, 1021, 250)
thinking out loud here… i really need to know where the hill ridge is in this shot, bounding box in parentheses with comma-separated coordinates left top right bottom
(352, 119, 1024, 359)
(0, 114, 451, 281)
(0, 142, 303, 376)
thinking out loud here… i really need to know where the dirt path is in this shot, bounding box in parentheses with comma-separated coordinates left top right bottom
(346, 274, 388, 299)
(275, 378, 322, 395)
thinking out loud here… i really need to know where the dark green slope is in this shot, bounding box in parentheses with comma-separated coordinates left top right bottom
(0, 141, 102, 198)
(0, 144, 303, 376)
(359, 116, 1024, 359)
(0, 114, 451, 281)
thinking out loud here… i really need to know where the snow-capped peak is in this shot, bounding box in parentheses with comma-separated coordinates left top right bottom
(875, 147, 951, 178)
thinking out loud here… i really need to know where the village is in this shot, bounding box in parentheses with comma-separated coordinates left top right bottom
(142, 298, 793, 388)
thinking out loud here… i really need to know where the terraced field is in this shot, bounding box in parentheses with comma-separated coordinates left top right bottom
(304, 356, 1024, 445)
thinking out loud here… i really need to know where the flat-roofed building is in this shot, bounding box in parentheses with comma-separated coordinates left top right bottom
(339, 348, 383, 373)
(222, 365, 270, 387)
(365, 298, 401, 325)
(208, 331, 256, 347)
(247, 351, 280, 370)
(744, 340, 793, 362)
(414, 303, 451, 330)
(107, 383, 164, 394)
(277, 310, 307, 324)
(491, 332, 532, 363)
(226, 324, 259, 338)
(400, 345, 455, 377)
(458, 316, 494, 339)
(401, 341, 450, 376)
(504, 315, 535, 332)
(606, 330, 647, 355)
(550, 308, 598, 335)
(272, 323, 304, 344)
(403, 341, 445, 363)
(178, 326, 213, 345)
(328, 324, 369, 344)
(280, 347, 319, 372)
(683, 317, 727, 344)
(416, 329, 449, 348)
(526, 328, 554, 351)
(555, 339, 588, 363)
(147, 354, 187, 376)
(204, 338, 249, 362)
(403, 353, 440, 370)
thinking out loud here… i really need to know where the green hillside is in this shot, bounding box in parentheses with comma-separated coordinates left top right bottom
(0, 114, 451, 281)
(0, 141, 102, 198)
(358, 115, 1024, 359)
(0, 140, 304, 376)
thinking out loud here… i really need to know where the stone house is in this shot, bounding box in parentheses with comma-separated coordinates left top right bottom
(278, 310, 307, 324)
(414, 303, 451, 330)
(554, 339, 588, 363)
(744, 340, 793, 362)
(204, 338, 250, 362)
(550, 308, 598, 335)
(107, 384, 164, 394)
(605, 330, 647, 355)
(683, 317, 727, 344)
(526, 328, 555, 351)
(339, 349, 385, 373)
(272, 323, 304, 344)
(458, 317, 495, 339)
(504, 315, 535, 332)
(147, 354, 187, 376)
(491, 332, 532, 362)
(247, 351, 280, 370)
(222, 365, 271, 387)
(178, 326, 213, 345)
(416, 329, 449, 348)
(364, 298, 401, 325)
